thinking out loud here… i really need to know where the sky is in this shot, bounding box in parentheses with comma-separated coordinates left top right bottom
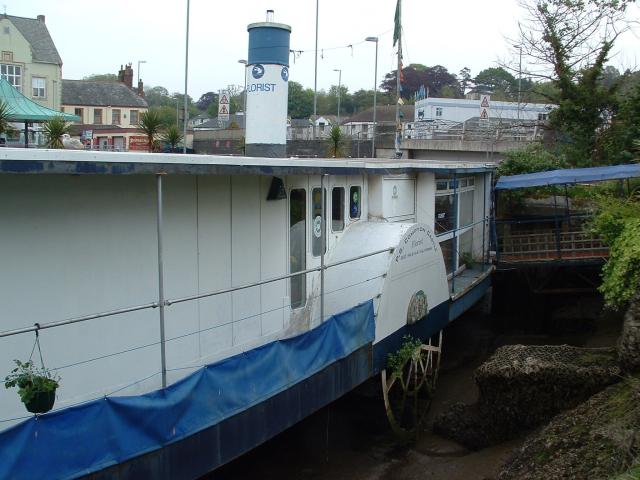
(10, 0, 640, 102)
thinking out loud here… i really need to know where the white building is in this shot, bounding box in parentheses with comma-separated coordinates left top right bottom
(414, 96, 555, 123)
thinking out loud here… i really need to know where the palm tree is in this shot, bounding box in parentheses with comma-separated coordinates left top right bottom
(0, 100, 12, 138)
(161, 125, 183, 151)
(139, 110, 163, 153)
(327, 124, 345, 157)
(42, 116, 71, 149)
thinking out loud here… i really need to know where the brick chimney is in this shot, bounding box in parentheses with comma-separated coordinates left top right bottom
(37, 15, 45, 23)
(117, 63, 134, 89)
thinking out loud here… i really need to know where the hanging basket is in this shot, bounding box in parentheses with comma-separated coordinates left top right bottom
(24, 388, 57, 414)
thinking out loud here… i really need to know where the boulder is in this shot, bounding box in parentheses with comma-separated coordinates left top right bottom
(618, 291, 640, 373)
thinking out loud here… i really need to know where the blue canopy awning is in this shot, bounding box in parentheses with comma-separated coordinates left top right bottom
(495, 163, 640, 190)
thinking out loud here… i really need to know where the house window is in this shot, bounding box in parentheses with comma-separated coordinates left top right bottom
(93, 109, 103, 125)
(331, 187, 345, 232)
(1, 64, 21, 91)
(289, 189, 307, 309)
(32, 77, 46, 98)
(130, 110, 139, 124)
(538, 113, 548, 121)
(436, 107, 443, 118)
(112, 109, 121, 125)
(349, 186, 361, 219)
(74, 108, 83, 123)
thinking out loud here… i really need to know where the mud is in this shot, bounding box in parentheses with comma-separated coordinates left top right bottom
(204, 295, 623, 480)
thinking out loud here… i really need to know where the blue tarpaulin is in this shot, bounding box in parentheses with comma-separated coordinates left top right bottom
(495, 163, 640, 190)
(0, 300, 375, 480)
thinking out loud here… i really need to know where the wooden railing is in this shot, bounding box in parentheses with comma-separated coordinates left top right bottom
(498, 230, 609, 263)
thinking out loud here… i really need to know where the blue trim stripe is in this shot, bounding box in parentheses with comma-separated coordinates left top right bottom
(0, 300, 374, 480)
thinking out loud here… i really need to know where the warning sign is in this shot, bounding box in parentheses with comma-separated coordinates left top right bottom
(218, 89, 230, 121)
(480, 108, 489, 120)
(480, 95, 490, 108)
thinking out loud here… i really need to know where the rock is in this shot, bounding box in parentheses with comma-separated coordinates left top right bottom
(499, 379, 640, 480)
(618, 291, 640, 373)
(433, 345, 621, 450)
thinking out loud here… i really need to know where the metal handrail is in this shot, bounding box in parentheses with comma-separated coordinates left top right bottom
(0, 247, 394, 339)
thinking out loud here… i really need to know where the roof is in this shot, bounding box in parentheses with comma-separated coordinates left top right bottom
(62, 80, 149, 108)
(0, 148, 496, 177)
(0, 78, 79, 122)
(344, 105, 415, 124)
(495, 164, 640, 190)
(189, 113, 211, 121)
(3, 14, 62, 65)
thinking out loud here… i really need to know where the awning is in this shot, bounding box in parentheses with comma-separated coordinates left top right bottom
(0, 78, 80, 122)
(495, 163, 640, 190)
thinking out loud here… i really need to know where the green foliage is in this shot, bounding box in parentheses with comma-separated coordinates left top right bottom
(473, 67, 518, 99)
(0, 99, 12, 136)
(139, 110, 164, 153)
(588, 193, 640, 308)
(387, 336, 423, 377)
(82, 73, 118, 81)
(4, 360, 59, 405)
(161, 125, 183, 149)
(597, 83, 640, 164)
(326, 125, 345, 157)
(42, 116, 71, 149)
(498, 143, 567, 177)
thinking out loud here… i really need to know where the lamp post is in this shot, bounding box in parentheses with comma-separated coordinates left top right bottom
(333, 68, 342, 124)
(313, 0, 319, 139)
(137, 60, 146, 89)
(514, 44, 522, 120)
(183, 0, 190, 154)
(238, 59, 247, 117)
(365, 36, 378, 157)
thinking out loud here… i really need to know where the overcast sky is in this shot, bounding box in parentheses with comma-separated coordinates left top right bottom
(10, 0, 640, 101)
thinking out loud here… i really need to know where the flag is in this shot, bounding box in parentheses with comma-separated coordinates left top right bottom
(393, 0, 401, 47)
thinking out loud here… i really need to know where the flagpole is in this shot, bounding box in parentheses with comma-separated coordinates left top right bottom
(394, 0, 402, 158)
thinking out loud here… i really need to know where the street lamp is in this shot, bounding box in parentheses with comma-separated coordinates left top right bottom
(365, 36, 378, 157)
(513, 44, 522, 121)
(238, 59, 247, 118)
(137, 60, 146, 90)
(333, 68, 342, 124)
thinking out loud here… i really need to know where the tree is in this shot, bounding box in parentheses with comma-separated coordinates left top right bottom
(459, 67, 473, 96)
(196, 92, 218, 111)
(161, 125, 183, 150)
(288, 81, 314, 118)
(138, 110, 164, 153)
(598, 83, 640, 164)
(473, 67, 518, 99)
(326, 125, 345, 157)
(144, 86, 171, 108)
(83, 73, 118, 81)
(514, 0, 634, 166)
(42, 117, 71, 149)
(381, 64, 460, 99)
(0, 100, 12, 138)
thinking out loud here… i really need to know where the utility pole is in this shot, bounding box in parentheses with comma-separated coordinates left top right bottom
(183, 0, 190, 154)
(313, 0, 319, 140)
(365, 36, 378, 157)
(333, 69, 342, 124)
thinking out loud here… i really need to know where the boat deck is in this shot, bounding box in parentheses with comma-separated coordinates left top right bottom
(448, 264, 494, 302)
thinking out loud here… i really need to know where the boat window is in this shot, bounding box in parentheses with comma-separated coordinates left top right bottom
(459, 190, 474, 227)
(435, 194, 456, 234)
(436, 181, 448, 191)
(311, 187, 326, 256)
(290, 189, 306, 309)
(440, 237, 455, 274)
(349, 186, 361, 219)
(332, 187, 345, 232)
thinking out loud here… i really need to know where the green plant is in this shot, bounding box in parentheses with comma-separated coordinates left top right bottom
(461, 252, 474, 268)
(387, 335, 423, 377)
(42, 116, 71, 149)
(161, 125, 183, 150)
(138, 110, 164, 153)
(326, 124, 345, 157)
(0, 99, 12, 137)
(4, 359, 60, 405)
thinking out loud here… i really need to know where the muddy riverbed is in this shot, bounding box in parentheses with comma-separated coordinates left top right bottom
(205, 295, 622, 480)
